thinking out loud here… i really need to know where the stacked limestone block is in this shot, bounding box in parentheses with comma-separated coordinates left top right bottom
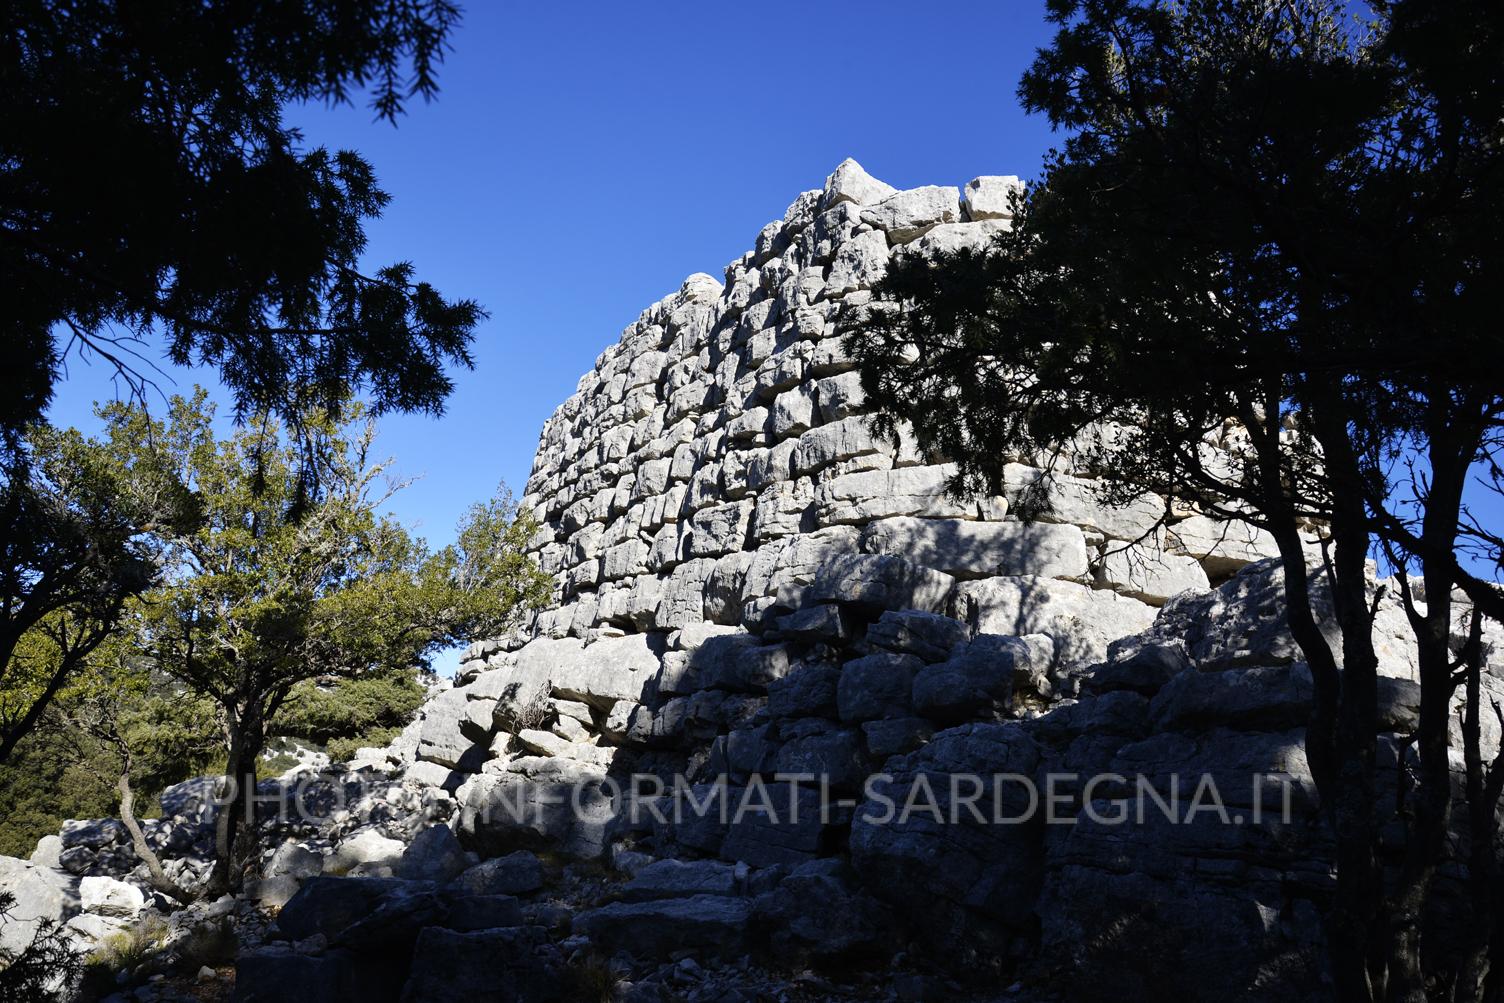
(486, 159, 1274, 661)
(415, 161, 1295, 800)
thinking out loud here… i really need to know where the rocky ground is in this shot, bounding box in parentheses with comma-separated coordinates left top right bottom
(2, 561, 1492, 1002)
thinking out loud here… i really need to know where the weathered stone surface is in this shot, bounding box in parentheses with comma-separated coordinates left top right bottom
(911, 634, 1051, 723)
(1149, 664, 1314, 733)
(825, 228, 891, 297)
(275, 877, 409, 941)
(572, 895, 752, 959)
(837, 652, 923, 722)
(1117, 558, 1421, 680)
(417, 688, 485, 772)
(266, 842, 323, 881)
(1002, 463, 1167, 543)
(752, 860, 893, 961)
(865, 609, 969, 662)
(770, 603, 853, 644)
(395, 825, 470, 883)
(329, 829, 405, 874)
(78, 875, 144, 917)
(550, 632, 666, 707)
(619, 859, 738, 901)
(811, 465, 975, 525)
(801, 554, 955, 615)
(766, 661, 841, 719)
(1097, 541, 1210, 604)
(450, 850, 544, 897)
(860, 186, 961, 243)
(696, 636, 795, 692)
(821, 158, 898, 209)
(851, 724, 1043, 929)
(773, 725, 867, 790)
(861, 717, 934, 759)
(457, 765, 616, 860)
(0, 856, 77, 958)
(1165, 514, 1280, 574)
(860, 516, 1089, 580)
(953, 575, 1157, 673)
(961, 175, 1022, 221)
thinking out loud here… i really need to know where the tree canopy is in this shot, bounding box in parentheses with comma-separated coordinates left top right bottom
(0, 0, 481, 466)
(0, 415, 194, 764)
(107, 390, 549, 890)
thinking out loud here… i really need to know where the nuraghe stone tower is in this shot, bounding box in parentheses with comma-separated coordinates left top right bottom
(389, 166, 1467, 999)
(465, 158, 1276, 672)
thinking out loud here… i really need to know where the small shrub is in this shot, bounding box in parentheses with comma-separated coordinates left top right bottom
(88, 913, 169, 976)
(259, 752, 301, 775)
(327, 726, 400, 764)
(495, 679, 552, 734)
(566, 951, 624, 1003)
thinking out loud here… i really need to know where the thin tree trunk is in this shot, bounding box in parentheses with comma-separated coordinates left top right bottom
(1387, 418, 1472, 1003)
(115, 755, 191, 905)
(1458, 614, 1499, 1001)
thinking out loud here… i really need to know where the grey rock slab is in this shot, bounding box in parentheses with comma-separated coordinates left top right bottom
(396, 824, 470, 883)
(837, 652, 923, 723)
(861, 516, 1089, 581)
(450, 850, 545, 897)
(865, 609, 970, 663)
(910, 634, 1050, 724)
(572, 894, 752, 960)
(859, 186, 961, 243)
(961, 175, 1023, 221)
(820, 158, 898, 209)
(953, 575, 1157, 673)
(619, 859, 739, 901)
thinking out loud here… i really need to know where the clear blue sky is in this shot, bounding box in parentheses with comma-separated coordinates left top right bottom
(47, 2, 1063, 672)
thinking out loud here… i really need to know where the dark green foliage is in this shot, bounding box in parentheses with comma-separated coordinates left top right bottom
(0, 722, 115, 858)
(273, 671, 426, 747)
(0, 0, 480, 465)
(325, 727, 403, 765)
(0, 675, 220, 858)
(109, 391, 549, 891)
(0, 420, 194, 765)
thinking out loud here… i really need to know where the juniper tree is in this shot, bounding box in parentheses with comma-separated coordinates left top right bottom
(847, 2, 1504, 999)
(112, 392, 549, 893)
(0, 0, 481, 466)
(0, 418, 192, 765)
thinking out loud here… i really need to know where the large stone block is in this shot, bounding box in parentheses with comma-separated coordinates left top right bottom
(821, 158, 898, 210)
(838, 652, 923, 723)
(860, 186, 961, 243)
(801, 554, 955, 615)
(952, 576, 1157, 673)
(860, 516, 1089, 581)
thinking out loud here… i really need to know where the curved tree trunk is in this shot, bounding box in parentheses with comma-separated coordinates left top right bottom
(116, 760, 191, 905)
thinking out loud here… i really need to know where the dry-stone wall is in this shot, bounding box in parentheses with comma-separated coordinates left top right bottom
(473, 158, 1271, 665)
